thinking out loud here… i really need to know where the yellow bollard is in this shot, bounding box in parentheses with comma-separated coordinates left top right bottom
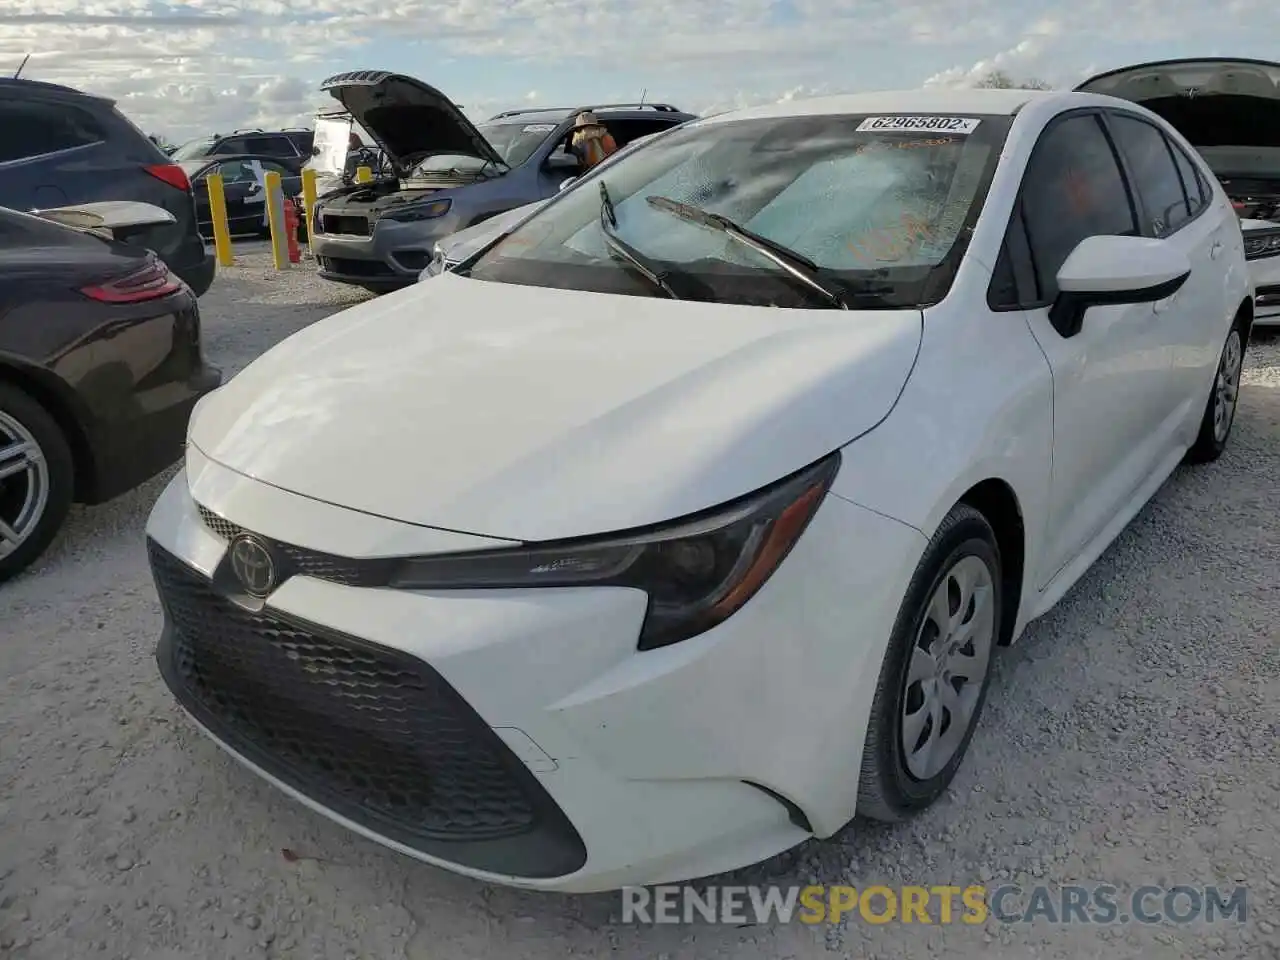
(205, 174, 234, 267)
(301, 168, 318, 254)
(264, 170, 287, 270)
(355, 165, 373, 184)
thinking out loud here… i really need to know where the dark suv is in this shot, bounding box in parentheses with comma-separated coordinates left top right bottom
(170, 129, 314, 168)
(0, 77, 215, 297)
(309, 71, 696, 291)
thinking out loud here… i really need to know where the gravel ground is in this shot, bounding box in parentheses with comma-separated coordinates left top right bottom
(3, 248, 1279, 959)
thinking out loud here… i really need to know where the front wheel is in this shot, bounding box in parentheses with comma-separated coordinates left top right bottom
(856, 503, 1002, 821)
(0, 383, 75, 583)
(1186, 323, 1244, 464)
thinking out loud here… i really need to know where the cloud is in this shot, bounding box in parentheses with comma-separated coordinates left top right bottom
(2, 0, 1277, 139)
(922, 19, 1063, 88)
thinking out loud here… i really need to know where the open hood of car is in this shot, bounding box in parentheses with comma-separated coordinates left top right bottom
(1076, 59, 1280, 173)
(319, 70, 507, 174)
(187, 275, 922, 542)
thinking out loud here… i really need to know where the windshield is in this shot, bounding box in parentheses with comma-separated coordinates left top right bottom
(466, 113, 1011, 309)
(171, 137, 217, 161)
(479, 121, 559, 166)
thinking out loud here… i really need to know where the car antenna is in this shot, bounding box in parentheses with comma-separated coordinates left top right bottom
(13, 53, 30, 78)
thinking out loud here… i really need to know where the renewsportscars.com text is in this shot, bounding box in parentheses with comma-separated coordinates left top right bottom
(621, 884, 1248, 926)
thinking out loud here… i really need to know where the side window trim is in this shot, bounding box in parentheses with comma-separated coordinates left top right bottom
(987, 108, 1137, 312)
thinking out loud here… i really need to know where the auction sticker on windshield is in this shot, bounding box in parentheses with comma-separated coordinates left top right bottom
(856, 116, 981, 134)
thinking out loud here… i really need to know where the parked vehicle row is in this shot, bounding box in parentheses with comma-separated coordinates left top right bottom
(145, 85, 1253, 894)
(308, 72, 697, 291)
(0, 77, 216, 297)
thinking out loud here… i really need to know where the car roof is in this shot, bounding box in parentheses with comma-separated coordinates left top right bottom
(0, 76, 110, 104)
(483, 105, 695, 126)
(699, 88, 1061, 125)
(178, 153, 298, 171)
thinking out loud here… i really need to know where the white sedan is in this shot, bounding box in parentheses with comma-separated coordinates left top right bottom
(146, 88, 1253, 893)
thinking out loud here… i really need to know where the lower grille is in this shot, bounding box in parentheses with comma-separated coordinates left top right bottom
(317, 256, 395, 278)
(149, 540, 587, 878)
(321, 214, 370, 236)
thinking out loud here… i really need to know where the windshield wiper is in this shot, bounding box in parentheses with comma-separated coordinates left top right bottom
(645, 195, 847, 309)
(599, 181, 681, 300)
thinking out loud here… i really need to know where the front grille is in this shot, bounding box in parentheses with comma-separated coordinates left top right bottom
(150, 540, 587, 878)
(317, 256, 395, 278)
(195, 503, 388, 587)
(321, 214, 370, 236)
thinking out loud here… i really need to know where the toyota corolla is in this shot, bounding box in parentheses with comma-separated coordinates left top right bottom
(146, 89, 1252, 892)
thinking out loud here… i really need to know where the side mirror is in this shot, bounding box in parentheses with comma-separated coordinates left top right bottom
(546, 152, 580, 172)
(1050, 234, 1191, 337)
(558, 177, 577, 192)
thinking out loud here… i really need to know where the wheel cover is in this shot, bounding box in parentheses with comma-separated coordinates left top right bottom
(901, 554, 995, 781)
(0, 410, 50, 561)
(1213, 330, 1243, 443)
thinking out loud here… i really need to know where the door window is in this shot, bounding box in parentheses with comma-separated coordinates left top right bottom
(1168, 140, 1208, 216)
(1108, 113, 1192, 236)
(1017, 113, 1138, 303)
(0, 101, 106, 163)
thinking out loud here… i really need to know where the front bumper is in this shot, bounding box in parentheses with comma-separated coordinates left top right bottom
(312, 215, 461, 290)
(1246, 235, 1280, 324)
(144, 449, 925, 891)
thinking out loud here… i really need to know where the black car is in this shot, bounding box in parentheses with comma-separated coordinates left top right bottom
(0, 77, 216, 297)
(170, 129, 313, 165)
(179, 155, 304, 238)
(0, 206, 221, 582)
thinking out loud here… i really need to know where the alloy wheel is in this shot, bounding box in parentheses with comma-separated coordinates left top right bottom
(901, 554, 996, 780)
(0, 410, 50, 561)
(1213, 330, 1243, 443)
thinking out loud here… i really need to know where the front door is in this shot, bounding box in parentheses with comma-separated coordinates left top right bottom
(998, 111, 1181, 587)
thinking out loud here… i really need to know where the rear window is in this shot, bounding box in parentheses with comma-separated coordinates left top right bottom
(0, 100, 107, 164)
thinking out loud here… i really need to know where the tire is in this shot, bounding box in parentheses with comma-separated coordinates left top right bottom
(1185, 321, 1245, 464)
(0, 382, 75, 583)
(856, 503, 1003, 821)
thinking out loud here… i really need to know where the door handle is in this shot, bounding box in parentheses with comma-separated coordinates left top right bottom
(1210, 239, 1224, 260)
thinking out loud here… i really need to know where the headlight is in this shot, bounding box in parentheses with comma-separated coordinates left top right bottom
(390, 452, 840, 650)
(383, 198, 452, 223)
(424, 244, 447, 277)
(1243, 230, 1280, 260)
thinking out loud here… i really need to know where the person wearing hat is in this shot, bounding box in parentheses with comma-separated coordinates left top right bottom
(569, 112, 619, 171)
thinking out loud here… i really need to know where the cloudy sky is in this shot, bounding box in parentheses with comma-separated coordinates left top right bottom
(3, 0, 1277, 143)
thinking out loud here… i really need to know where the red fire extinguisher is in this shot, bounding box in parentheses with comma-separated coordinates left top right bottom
(283, 198, 301, 264)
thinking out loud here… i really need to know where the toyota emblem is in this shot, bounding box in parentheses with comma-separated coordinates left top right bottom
(229, 535, 278, 597)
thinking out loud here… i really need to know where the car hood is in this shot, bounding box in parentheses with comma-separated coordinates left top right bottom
(1076, 59, 1280, 164)
(188, 275, 922, 542)
(442, 200, 547, 260)
(319, 70, 506, 175)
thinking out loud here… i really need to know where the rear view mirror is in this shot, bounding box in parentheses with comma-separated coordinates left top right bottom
(1050, 235, 1191, 337)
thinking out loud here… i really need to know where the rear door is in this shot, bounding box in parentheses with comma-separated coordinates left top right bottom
(990, 110, 1178, 588)
(1102, 108, 1229, 411)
